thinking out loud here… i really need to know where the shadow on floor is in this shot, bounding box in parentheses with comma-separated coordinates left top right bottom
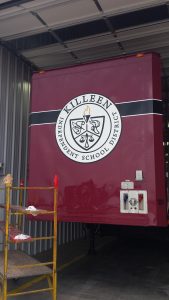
(6, 234, 169, 299)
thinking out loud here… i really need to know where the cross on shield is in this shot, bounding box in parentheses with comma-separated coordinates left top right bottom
(70, 115, 105, 151)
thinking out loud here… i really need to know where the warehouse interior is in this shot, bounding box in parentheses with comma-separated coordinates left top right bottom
(1, 0, 169, 299)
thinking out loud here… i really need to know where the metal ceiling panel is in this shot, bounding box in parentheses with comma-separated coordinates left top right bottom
(99, 0, 165, 15)
(30, 52, 78, 68)
(74, 43, 122, 60)
(20, 0, 58, 9)
(4, 18, 108, 43)
(37, 0, 100, 28)
(0, 13, 45, 38)
(0, 6, 23, 17)
(122, 32, 169, 52)
(0, 0, 55, 18)
(22, 44, 67, 58)
(25, 42, 122, 69)
(21, 33, 118, 61)
(117, 21, 169, 41)
(0, 0, 168, 76)
(21, 0, 72, 9)
(67, 33, 116, 51)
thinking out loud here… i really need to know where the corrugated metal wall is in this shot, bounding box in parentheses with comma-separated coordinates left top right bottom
(0, 45, 85, 254)
(0, 45, 31, 183)
(0, 45, 31, 250)
(23, 221, 85, 255)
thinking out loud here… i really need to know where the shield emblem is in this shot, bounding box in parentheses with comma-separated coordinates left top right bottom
(70, 115, 105, 151)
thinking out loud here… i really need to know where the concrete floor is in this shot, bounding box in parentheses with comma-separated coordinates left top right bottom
(6, 235, 169, 299)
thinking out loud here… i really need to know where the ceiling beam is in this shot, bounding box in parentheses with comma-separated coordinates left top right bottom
(30, 11, 80, 62)
(93, 0, 126, 54)
(0, 0, 33, 10)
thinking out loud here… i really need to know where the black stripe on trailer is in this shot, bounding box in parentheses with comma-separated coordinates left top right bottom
(117, 99, 163, 117)
(29, 99, 163, 126)
(29, 110, 61, 126)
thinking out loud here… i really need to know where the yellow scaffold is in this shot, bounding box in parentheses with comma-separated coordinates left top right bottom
(0, 175, 58, 300)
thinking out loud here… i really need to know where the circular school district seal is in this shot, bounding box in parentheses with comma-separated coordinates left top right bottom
(56, 93, 122, 163)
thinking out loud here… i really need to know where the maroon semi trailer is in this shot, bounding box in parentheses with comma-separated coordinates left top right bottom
(28, 52, 168, 227)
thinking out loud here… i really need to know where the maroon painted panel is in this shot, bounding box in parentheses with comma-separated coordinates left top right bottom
(28, 53, 167, 226)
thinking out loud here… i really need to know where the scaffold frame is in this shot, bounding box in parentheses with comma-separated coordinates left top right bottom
(0, 175, 58, 300)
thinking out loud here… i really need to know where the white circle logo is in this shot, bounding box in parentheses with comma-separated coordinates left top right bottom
(56, 93, 122, 163)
